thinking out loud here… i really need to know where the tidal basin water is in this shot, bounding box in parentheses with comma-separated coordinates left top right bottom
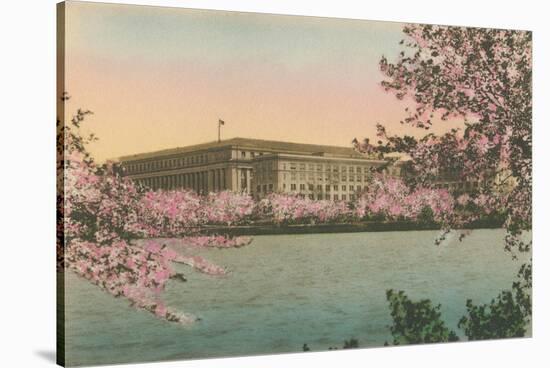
(63, 229, 530, 366)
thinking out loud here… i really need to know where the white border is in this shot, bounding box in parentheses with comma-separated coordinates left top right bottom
(1, 1, 548, 367)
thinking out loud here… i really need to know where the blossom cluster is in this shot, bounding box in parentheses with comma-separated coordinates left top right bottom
(65, 238, 195, 322)
(354, 175, 454, 223)
(257, 193, 351, 224)
(373, 24, 531, 254)
(201, 191, 255, 225)
(59, 116, 254, 324)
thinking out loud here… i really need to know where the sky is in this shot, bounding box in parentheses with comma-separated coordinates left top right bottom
(62, 1, 462, 163)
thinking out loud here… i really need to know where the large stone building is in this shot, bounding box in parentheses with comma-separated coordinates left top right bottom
(118, 137, 398, 199)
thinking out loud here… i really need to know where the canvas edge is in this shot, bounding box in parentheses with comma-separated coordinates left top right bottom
(56, 1, 66, 367)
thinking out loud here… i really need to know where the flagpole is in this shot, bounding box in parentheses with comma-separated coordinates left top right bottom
(218, 119, 225, 143)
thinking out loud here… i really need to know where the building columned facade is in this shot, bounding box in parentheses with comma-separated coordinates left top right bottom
(118, 137, 394, 199)
(252, 153, 393, 201)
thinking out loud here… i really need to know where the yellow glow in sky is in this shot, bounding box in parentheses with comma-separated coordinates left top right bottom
(61, 1, 463, 163)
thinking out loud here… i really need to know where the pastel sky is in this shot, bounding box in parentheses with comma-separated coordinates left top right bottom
(63, 1, 462, 162)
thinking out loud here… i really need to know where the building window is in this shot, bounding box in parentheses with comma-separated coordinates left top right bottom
(291, 184, 297, 191)
(283, 183, 286, 190)
(300, 184, 306, 191)
(326, 184, 331, 191)
(257, 185, 261, 192)
(333, 185, 338, 191)
(342, 175, 347, 182)
(349, 185, 354, 191)
(308, 194, 314, 200)
(342, 185, 346, 191)
(317, 194, 323, 200)
(342, 194, 347, 201)
(325, 194, 330, 200)
(317, 184, 322, 191)
(263, 184, 267, 192)
(241, 151, 246, 158)
(350, 194, 355, 200)
(334, 194, 339, 200)
(290, 164, 297, 170)
(268, 184, 273, 192)
(308, 184, 314, 191)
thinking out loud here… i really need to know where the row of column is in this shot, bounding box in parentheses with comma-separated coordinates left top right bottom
(237, 168, 252, 192)
(210, 168, 227, 191)
(136, 169, 228, 193)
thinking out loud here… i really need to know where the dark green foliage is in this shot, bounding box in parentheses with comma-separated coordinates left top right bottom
(343, 338, 359, 349)
(303, 338, 360, 351)
(385, 289, 459, 345)
(458, 262, 531, 340)
(418, 206, 435, 224)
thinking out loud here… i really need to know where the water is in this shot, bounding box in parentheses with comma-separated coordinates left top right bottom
(63, 229, 530, 366)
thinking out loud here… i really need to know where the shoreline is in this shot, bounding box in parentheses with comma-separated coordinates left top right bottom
(197, 219, 503, 236)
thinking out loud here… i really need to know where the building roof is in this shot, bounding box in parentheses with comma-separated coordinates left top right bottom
(118, 137, 365, 162)
(252, 152, 388, 164)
